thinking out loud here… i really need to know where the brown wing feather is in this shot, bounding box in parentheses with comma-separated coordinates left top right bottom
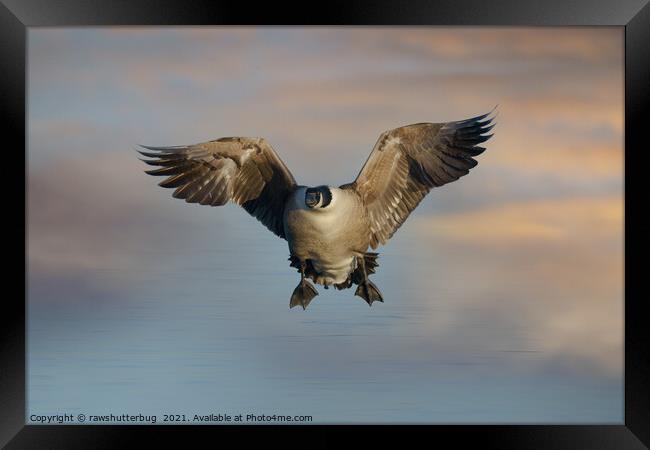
(139, 137, 297, 239)
(342, 110, 496, 248)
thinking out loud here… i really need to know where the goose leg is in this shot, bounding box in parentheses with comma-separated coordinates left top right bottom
(290, 260, 319, 310)
(354, 256, 384, 306)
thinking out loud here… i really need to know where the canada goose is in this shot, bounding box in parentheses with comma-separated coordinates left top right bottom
(138, 109, 495, 309)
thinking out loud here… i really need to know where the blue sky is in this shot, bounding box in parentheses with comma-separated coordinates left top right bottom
(27, 27, 623, 423)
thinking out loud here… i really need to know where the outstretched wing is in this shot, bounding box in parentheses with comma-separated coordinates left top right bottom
(138, 137, 297, 239)
(341, 110, 496, 249)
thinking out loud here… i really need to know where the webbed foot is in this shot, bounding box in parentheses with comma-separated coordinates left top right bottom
(354, 280, 384, 306)
(290, 280, 319, 310)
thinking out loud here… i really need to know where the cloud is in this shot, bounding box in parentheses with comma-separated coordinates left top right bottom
(417, 195, 621, 243)
(407, 196, 623, 375)
(27, 151, 241, 277)
(387, 27, 622, 64)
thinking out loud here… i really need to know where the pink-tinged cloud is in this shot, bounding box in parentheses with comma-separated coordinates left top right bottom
(409, 196, 622, 374)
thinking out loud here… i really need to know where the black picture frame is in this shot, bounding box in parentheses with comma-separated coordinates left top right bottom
(2, 1, 648, 448)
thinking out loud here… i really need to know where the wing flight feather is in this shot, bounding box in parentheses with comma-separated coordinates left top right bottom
(341, 109, 496, 248)
(138, 137, 297, 239)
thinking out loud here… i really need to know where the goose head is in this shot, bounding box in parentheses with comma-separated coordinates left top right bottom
(304, 186, 332, 209)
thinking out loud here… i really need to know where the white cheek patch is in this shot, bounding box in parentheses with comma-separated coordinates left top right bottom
(319, 187, 335, 209)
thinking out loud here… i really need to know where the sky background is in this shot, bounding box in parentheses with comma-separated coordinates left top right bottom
(27, 27, 623, 424)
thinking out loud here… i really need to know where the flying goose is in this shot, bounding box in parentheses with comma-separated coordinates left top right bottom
(138, 109, 495, 309)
